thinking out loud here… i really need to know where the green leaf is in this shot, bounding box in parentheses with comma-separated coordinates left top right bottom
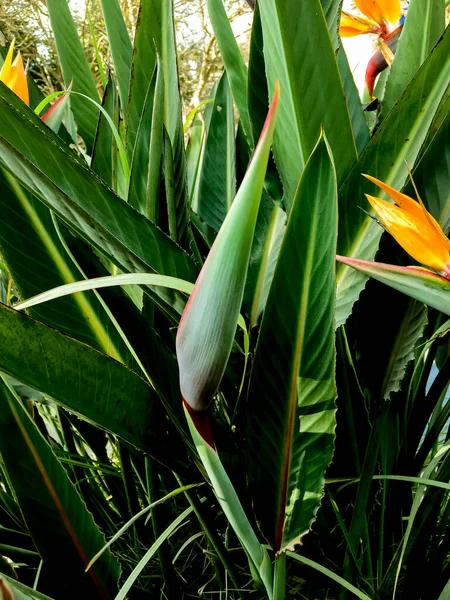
(206, 0, 252, 144)
(257, 0, 357, 211)
(0, 575, 56, 600)
(337, 256, 450, 317)
(320, 0, 342, 49)
(0, 302, 183, 457)
(405, 110, 450, 232)
(91, 78, 117, 189)
(243, 193, 286, 327)
(381, 0, 445, 120)
(0, 169, 125, 361)
(0, 378, 120, 598)
(40, 91, 71, 134)
(186, 119, 205, 211)
(0, 84, 198, 315)
(176, 83, 279, 411)
(247, 134, 337, 552)
(247, 3, 268, 144)
(128, 64, 163, 217)
(184, 406, 273, 598)
(337, 48, 370, 155)
(99, 0, 133, 112)
(46, 0, 100, 150)
(287, 552, 372, 600)
(336, 26, 450, 327)
(126, 0, 157, 156)
(196, 72, 236, 231)
(127, 0, 190, 247)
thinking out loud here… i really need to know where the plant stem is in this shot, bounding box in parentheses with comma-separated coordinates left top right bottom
(273, 553, 286, 600)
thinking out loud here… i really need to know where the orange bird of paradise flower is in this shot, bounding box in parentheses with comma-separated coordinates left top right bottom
(364, 175, 450, 279)
(340, 1, 405, 98)
(0, 39, 29, 105)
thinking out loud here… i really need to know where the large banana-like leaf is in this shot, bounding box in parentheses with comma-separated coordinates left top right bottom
(196, 72, 235, 231)
(46, 0, 100, 150)
(0, 303, 185, 458)
(0, 379, 120, 599)
(336, 26, 450, 327)
(99, 0, 132, 112)
(381, 0, 445, 120)
(257, 0, 357, 210)
(0, 84, 198, 315)
(247, 134, 337, 552)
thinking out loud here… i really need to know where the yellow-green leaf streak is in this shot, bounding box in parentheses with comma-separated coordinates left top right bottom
(5, 172, 122, 361)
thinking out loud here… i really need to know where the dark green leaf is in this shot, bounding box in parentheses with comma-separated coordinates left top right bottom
(46, 0, 100, 150)
(99, 0, 133, 111)
(0, 379, 120, 598)
(0, 84, 198, 315)
(196, 72, 235, 231)
(247, 135, 337, 551)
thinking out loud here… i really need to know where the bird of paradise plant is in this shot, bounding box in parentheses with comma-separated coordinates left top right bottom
(0, 0, 450, 599)
(0, 39, 70, 131)
(338, 175, 450, 317)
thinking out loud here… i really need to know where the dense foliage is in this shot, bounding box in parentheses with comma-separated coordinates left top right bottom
(0, 0, 449, 599)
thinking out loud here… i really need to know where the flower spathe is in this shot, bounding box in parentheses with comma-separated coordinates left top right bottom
(365, 174, 450, 279)
(340, 0, 401, 38)
(0, 40, 29, 106)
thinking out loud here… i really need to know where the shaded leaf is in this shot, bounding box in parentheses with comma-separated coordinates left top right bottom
(0, 379, 120, 599)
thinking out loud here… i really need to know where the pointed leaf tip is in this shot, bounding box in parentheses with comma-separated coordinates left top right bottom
(177, 85, 279, 414)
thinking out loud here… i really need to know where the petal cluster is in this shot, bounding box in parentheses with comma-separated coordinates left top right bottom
(0, 40, 29, 105)
(340, 0, 401, 37)
(365, 175, 450, 278)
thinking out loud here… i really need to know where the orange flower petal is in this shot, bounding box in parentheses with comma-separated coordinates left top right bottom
(0, 41, 29, 105)
(366, 194, 450, 273)
(340, 11, 380, 37)
(355, 0, 401, 26)
(364, 175, 450, 252)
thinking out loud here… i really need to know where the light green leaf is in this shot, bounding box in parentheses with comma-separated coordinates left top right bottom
(196, 71, 236, 231)
(0, 169, 125, 361)
(247, 134, 337, 552)
(257, 0, 357, 211)
(176, 83, 279, 411)
(206, 0, 252, 144)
